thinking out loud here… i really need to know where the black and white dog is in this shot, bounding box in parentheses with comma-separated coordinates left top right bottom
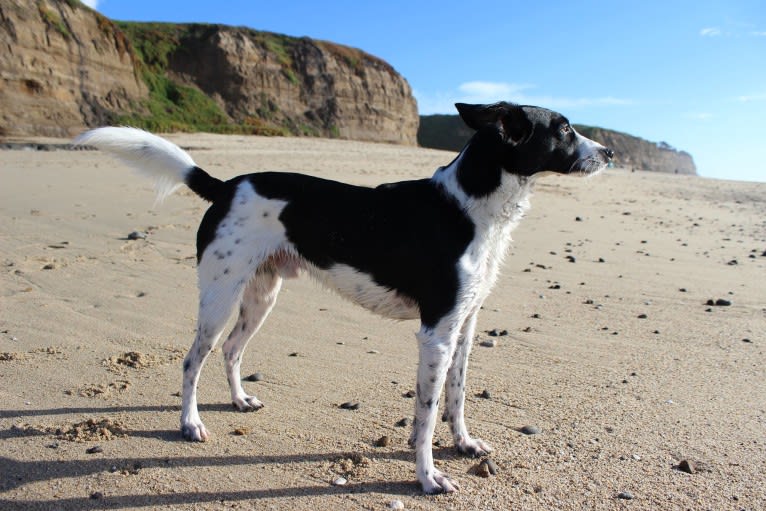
(76, 102, 612, 493)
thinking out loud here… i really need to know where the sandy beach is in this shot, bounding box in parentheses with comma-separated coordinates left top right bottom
(1, 134, 764, 510)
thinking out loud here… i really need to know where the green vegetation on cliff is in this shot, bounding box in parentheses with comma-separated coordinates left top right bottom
(115, 22, 291, 135)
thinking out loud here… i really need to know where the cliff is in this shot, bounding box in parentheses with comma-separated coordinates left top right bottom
(0, 0, 418, 143)
(0, 0, 145, 137)
(418, 114, 697, 175)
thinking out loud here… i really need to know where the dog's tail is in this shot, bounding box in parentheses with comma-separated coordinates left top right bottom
(74, 127, 224, 203)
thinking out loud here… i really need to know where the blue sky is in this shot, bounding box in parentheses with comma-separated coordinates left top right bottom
(87, 0, 764, 182)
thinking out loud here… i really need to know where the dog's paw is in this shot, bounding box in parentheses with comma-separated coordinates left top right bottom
(420, 468, 459, 494)
(232, 395, 264, 412)
(456, 436, 493, 457)
(181, 421, 209, 442)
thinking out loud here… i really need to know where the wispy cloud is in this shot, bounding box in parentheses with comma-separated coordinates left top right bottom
(751, 31, 766, 37)
(81, 0, 100, 9)
(736, 93, 766, 102)
(414, 81, 631, 115)
(700, 27, 722, 37)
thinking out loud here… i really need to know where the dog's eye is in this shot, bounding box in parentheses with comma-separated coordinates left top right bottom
(560, 124, 572, 136)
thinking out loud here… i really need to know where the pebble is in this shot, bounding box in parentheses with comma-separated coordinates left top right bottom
(402, 390, 416, 398)
(676, 459, 695, 474)
(617, 491, 634, 500)
(375, 435, 391, 447)
(233, 427, 250, 436)
(741, 338, 752, 343)
(479, 339, 496, 348)
(85, 445, 103, 454)
(288, 352, 299, 357)
(243, 372, 264, 382)
(598, 257, 606, 263)
(395, 417, 410, 427)
(575, 216, 583, 222)
(566, 255, 576, 263)
(339, 401, 360, 410)
(483, 458, 498, 475)
(637, 313, 648, 319)
(127, 231, 147, 240)
(388, 499, 405, 510)
(487, 328, 508, 337)
(475, 461, 491, 478)
(90, 491, 104, 500)
(332, 476, 347, 486)
(707, 298, 731, 306)
(479, 389, 492, 399)
(520, 425, 541, 435)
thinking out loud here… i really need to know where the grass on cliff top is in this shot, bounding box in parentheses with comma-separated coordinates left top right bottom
(115, 22, 289, 135)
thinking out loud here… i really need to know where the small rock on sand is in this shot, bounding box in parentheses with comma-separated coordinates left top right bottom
(520, 425, 541, 435)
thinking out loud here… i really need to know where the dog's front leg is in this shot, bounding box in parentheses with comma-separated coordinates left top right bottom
(445, 309, 492, 457)
(412, 324, 460, 494)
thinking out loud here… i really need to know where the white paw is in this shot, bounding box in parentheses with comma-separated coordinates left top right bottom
(456, 436, 493, 457)
(181, 420, 209, 442)
(420, 468, 459, 494)
(232, 395, 264, 412)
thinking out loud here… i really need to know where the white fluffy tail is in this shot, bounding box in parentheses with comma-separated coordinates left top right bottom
(74, 127, 198, 202)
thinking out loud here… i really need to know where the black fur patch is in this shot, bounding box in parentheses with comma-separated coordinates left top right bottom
(249, 172, 475, 328)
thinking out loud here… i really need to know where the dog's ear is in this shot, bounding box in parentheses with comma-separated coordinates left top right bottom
(455, 102, 532, 144)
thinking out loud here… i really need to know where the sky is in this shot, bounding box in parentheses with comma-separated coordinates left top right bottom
(86, 0, 765, 182)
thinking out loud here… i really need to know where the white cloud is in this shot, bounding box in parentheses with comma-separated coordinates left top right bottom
(737, 93, 766, 102)
(752, 31, 766, 37)
(414, 81, 631, 115)
(700, 27, 722, 37)
(81, 0, 100, 9)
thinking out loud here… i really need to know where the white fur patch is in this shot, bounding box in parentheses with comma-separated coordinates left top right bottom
(307, 264, 420, 320)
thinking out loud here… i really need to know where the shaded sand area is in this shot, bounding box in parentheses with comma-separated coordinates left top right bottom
(1, 134, 764, 510)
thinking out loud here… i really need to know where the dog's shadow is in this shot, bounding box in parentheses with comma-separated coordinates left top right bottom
(0, 403, 453, 508)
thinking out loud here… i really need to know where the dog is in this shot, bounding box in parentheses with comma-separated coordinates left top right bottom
(75, 102, 612, 494)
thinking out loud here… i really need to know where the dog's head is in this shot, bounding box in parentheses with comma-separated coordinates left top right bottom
(455, 102, 613, 185)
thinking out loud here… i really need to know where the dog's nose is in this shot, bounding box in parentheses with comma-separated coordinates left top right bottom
(603, 147, 614, 160)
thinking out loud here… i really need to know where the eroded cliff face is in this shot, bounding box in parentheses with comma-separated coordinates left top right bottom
(0, 2, 418, 144)
(575, 126, 696, 175)
(0, 0, 146, 137)
(163, 25, 418, 143)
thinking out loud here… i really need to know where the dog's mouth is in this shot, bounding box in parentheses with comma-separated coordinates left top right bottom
(568, 154, 610, 176)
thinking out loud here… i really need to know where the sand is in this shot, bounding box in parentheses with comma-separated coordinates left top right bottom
(1, 134, 764, 510)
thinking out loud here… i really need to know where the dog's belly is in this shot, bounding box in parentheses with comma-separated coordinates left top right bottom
(307, 264, 420, 320)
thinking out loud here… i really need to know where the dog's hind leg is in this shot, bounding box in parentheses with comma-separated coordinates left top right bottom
(223, 267, 282, 412)
(180, 260, 250, 442)
(445, 309, 492, 457)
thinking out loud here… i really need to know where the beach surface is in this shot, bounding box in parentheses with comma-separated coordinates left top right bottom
(1, 134, 764, 510)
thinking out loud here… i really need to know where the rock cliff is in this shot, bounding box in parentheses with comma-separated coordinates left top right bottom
(0, 0, 146, 137)
(0, 0, 418, 144)
(418, 114, 697, 175)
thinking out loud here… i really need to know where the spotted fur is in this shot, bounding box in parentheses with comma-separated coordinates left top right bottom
(75, 102, 612, 494)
